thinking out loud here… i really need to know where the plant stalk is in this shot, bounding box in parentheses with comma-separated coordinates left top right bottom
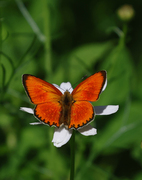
(70, 130, 75, 180)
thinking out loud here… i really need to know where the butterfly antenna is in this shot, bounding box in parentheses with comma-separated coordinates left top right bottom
(70, 74, 88, 89)
(60, 87, 66, 92)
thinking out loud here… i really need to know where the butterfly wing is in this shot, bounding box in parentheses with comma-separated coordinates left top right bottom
(72, 70, 106, 101)
(69, 101, 94, 129)
(69, 71, 106, 129)
(34, 102, 61, 127)
(22, 74, 62, 127)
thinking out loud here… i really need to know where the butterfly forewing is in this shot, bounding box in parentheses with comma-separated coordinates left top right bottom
(72, 70, 106, 102)
(22, 74, 62, 104)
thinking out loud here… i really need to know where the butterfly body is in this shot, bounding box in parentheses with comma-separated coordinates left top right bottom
(22, 71, 106, 129)
(59, 90, 75, 128)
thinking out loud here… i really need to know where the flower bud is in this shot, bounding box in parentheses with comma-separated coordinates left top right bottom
(117, 5, 135, 22)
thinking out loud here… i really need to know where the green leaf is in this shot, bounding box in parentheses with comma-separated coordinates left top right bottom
(53, 41, 113, 83)
(97, 46, 134, 105)
(96, 102, 142, 150)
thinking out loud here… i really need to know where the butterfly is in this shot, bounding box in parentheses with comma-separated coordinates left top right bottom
(22, 71, 106, 129)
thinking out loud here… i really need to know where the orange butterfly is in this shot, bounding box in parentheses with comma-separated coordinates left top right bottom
(22, 71, 106, 129)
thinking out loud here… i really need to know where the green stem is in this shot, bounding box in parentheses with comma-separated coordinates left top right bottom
(0, 6, 3, 101)
(0, 10, 2, 64)
(16, 0, 45, 42)
(42, 0, 52, 80)
(70, 130, 75, 180)
(119, 22, 127, 48)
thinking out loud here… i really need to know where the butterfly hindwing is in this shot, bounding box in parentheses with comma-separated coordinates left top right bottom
(69, 101, 94, 129)
(34, 102, 61, 127)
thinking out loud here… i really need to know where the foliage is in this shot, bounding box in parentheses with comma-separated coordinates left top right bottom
(0, 0, 142, 180)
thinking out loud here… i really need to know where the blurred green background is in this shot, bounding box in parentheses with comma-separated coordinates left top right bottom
(0, 0, 142, 179)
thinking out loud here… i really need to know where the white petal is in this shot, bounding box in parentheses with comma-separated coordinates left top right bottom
(53, 84, 64, 94)
(20, 107, 34, 114)
(94, 105, 119, 115)
(78, 124, 97, 136)
(102, 78, 107, 92)
(60, 82, 73, 93)
(30, 122, 43, 125)
(52, 126, 73, 147)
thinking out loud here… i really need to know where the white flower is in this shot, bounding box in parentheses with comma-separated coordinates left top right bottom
(20, 81, 119, 148)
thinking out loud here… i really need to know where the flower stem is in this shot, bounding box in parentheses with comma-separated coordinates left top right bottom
(70, 130, 75, 180)
(119, 22, 127, 48)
